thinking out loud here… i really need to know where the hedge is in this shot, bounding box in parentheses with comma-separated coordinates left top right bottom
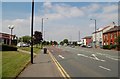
(103, 45, 117, 49)
(1, 44, 17, 51)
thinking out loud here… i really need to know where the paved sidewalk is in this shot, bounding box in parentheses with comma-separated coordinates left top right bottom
(17, 49, 62, 77)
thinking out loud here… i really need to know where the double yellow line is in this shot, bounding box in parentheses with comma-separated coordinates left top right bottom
(48, 50, 71, 79)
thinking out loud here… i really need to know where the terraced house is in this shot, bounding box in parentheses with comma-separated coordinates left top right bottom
(103, 26, 120, 46)
(92, 22, 115, 48)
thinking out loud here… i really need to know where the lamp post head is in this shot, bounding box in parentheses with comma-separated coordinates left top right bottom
(8, 25, 14, 29)
(90, 19, 92, 20)
(90, 18, 96, 21)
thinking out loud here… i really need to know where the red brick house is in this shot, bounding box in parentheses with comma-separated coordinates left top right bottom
(82, 36, 92, 46)
(103, 26, 120, 45)
(0, 32, 16, 45)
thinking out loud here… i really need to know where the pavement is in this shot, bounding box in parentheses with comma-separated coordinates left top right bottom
(17, 49, 63, 78)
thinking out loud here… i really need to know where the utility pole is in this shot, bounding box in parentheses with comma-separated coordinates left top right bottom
(31, 0, 34, 64)
(41, 18, 43, 34)
(90, 19, 97, 48)
(78, 31, 80, 41)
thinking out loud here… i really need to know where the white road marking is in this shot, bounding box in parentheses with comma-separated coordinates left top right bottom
(77, 54, 88, 57)
(99, 66, 111, 71)
(91, 54, 99, 60)
(77, 53, 105, 62)
(106, 56, 118, 61)
(58, 55, 65, 59)
(97, 53, 118, 61)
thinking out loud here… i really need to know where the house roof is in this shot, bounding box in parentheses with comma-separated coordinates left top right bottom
(92, 25, 111, 34)
(82, 36, 92, 39)
(103, 26, 120, 34)
(0, 32, 15, 39)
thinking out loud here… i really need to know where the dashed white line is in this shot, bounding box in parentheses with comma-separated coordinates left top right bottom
(99, 66, 111, 71)
(77, 54, 88, 57)
(77, 53, 105, 62)
(58, 55, 65, 59)
(105, 56, 118, 61)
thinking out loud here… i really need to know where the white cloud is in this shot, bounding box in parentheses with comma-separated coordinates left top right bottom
(2, 18, 31, 36)
(43, 1, 52, 9)
(43, 2, 85, 20)
(103, 4, 118, 13)
(82, 3, 100, 13)
(2, 2, 118, 42)
(89, 23, 95, 28)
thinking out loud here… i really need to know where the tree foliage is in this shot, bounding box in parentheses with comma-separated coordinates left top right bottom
(33, 31, 43, 44)
(60, 41, 64, 45)
(19, 36, 31, 43)
(63, 39, 69, 44)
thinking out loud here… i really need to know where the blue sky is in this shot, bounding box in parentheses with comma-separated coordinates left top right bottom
(2, 1, 118, 42)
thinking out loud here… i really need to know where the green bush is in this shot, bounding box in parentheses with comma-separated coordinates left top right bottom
(1, 44, 17, 51)
(103, 45, 117, 49)
(111, 45, 117, 49)
(103, 45, 109, 49)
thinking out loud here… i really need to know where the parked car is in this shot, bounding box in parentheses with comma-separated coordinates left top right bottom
(17, 42, 30, 47)
(81, 45, 86, 47)
(87, 45, 92, 48)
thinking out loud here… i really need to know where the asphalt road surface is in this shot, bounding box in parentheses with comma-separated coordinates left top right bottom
(47, 46, 119, 78)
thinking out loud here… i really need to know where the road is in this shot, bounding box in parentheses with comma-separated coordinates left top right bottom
(47, 46, 119, 78)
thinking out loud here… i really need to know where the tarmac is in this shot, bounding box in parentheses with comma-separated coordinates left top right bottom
(17, 49, 63, 78)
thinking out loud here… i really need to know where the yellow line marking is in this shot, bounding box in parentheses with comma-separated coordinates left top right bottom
(48, 50, 71, 79)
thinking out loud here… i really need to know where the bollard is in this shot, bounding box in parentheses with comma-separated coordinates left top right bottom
(44, 48, 47, 54)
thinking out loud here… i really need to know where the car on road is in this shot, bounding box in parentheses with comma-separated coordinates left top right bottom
(17, 42, 30, 47)
(81, 45, 86, 47)
(87, 45, 92, 48)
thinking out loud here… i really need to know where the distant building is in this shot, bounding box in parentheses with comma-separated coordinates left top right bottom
(92, 22, 115, 48)
(82, 36, 92, 46)
(0, 32, 17, 45)
(103, 26, 120, 45)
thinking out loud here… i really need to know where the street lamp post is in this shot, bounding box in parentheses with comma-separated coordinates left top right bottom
(90, 19, 97, 48)
(8, 25, 14, 45)
(31, 0, 34, 64)
(41, 18, 48, 48)
(41, 18, 48, 38)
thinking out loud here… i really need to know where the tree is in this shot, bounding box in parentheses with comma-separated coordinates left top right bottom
(60, 41, 64, 45)
(33, 31, 43, 44)
(73, 41, 77, 46)
(50, 41, 53, 45)
(46, 41, 50, 45)
(19, 36, 31, 43)
(53, 41, 58, 45)
(63, 39, 68, 44)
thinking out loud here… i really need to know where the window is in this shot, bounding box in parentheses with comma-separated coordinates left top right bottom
(114, 33, 117, 39)
(110, 34, 112, 39)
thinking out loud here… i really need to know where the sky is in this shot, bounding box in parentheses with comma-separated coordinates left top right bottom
(1, 1, 119, 42)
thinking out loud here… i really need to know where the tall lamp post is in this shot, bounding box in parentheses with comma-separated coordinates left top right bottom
(90, 18, 97, 48)
(41, 18, 48, 48)
(41, 18, 48, 39)
(31, 0, 34, 64)
(8, 25, 14, 45)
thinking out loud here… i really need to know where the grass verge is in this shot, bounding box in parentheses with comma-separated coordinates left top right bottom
(18, 47, 40, 54)
(2, 51, 30, 79)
